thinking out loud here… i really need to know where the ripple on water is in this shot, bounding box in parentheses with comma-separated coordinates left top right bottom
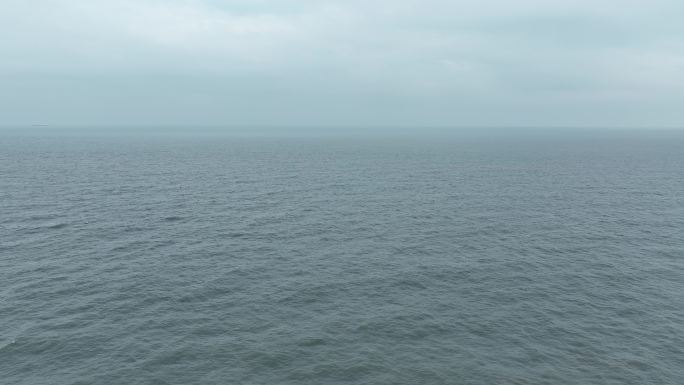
(1, 136, 684, 385)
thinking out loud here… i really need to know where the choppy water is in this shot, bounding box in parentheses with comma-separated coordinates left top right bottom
(2, 132, 684, 384)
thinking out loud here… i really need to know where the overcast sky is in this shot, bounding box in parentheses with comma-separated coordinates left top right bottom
(2, 0, 683, 129)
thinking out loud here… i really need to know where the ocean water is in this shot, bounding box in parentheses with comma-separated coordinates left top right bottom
(2, 132, 684, 384)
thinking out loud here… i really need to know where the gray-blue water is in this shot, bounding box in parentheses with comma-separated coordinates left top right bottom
(2, 132, 684, 384)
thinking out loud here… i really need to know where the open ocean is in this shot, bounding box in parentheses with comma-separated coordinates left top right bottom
(2, 131, 684, 384)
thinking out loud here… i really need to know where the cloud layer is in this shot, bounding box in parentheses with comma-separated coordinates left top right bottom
(2, 0, 683, 128)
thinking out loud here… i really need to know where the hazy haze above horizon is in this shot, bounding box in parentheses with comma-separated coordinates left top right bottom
(2, 0, 683, 129)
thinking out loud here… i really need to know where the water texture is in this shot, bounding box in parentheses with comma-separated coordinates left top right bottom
(2, 133, 684, 384)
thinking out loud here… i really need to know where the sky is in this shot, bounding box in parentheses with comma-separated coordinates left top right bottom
(1, 0, 683, 129)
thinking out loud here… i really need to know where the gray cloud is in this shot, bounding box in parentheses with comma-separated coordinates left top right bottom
(1, 0, 683, 128)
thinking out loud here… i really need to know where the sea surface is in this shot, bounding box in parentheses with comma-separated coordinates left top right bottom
(2, 131, 684, 384)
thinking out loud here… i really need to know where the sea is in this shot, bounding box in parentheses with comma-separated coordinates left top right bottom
(1, 129, 683, 384)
